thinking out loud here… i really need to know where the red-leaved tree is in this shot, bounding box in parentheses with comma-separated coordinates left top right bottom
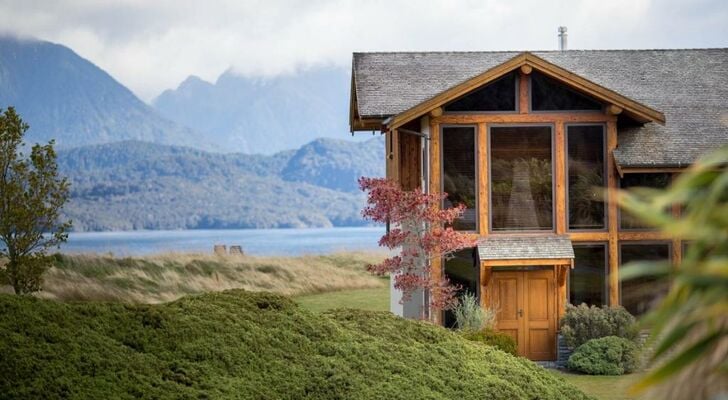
(359, 177, 477, 318)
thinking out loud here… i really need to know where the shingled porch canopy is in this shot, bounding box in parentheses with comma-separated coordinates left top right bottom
(477, 235, 575, 286)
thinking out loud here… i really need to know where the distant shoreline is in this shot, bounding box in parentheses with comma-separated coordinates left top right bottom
(61, 226, 386, 257)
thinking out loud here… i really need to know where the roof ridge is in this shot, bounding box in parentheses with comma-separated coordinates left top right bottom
(353, 48, 728, 56)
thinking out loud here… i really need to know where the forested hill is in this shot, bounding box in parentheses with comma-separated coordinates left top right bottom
(58, 137, 384, 231)
(0, 36, 204, 150)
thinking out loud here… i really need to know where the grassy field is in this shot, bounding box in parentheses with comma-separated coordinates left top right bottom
(295, 286, 390, 312)
(551, 370, 642, 400)
(20, 252, 387, 303)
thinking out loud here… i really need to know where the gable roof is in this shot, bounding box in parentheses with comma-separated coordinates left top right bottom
(351, 49, 728, 168)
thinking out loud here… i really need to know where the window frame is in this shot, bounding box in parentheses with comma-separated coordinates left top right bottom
(618, 173, 673, 231)
(487, 123, 556, 234)
(618, 241, 672, 310)
(440, 124, 479, 233)
(528, 72, 605, 114)
(565, 123, 608, 232)
(567, 242, 609, 307)
(443, 72, 520, 115)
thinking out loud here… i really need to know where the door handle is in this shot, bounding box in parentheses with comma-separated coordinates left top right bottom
(518, 309, 523, 318)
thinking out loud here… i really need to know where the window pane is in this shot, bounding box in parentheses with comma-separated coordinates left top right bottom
(531, 72, 602, 111)
(443, 248, 478, 328)
(568, 125, 605, 230)
(442, 126, 477, 231)
(620, 243, 670, 316)
(570, 245, 607, 306)
(490, 126, 553, 231)
(444, 72, 516, 112)
(619, 173, 671, 229)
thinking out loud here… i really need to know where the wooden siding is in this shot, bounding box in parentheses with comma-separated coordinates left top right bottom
(398, 129, 421, 191)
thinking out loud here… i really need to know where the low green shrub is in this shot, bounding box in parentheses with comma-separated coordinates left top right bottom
(567, 336, 639, 375)
(561, 303, 637, 348)
(459, 328, 518, 356)
(0, 290, 590, 400)
(0, 290, 594, 399)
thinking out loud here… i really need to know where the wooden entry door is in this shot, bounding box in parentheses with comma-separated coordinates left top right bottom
(489, 269, 556, 360)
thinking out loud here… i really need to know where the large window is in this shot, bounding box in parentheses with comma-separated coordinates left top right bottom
(531, 71, 602, 111)
(444, 72, 516, 112)
(443, 248, 478, 328)
(442, 126, 477, 231)
(567, 125, 606, 230)
(569, 244, 608, 306)
(620, 243, 671, 316)
(620, 173, 671, 230)
(490, 125, 553, 231)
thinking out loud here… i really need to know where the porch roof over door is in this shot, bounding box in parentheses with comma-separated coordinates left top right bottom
(477, 235, 574, 264)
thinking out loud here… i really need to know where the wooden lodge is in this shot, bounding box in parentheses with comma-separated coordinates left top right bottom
(349, 49, 728, 360)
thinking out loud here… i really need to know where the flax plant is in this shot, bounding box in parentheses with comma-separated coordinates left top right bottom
(618, 146, 727, 399)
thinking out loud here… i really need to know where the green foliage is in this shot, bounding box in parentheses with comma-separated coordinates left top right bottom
(459, 329, 518, 356)
(567, 336, 639, 375)
(617, 146, 728, 397)
(0, 107, 71, 294)
(453, 293, 495, 331)
(560, 303, 637, 348)
(0, 290, 594, 399)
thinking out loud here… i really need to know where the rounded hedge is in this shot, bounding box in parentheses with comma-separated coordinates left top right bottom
(567, 336, 639, 375)
(459, 328, 518, 356)
(560, 303, 636, 349)
(0, 290, 594, 399)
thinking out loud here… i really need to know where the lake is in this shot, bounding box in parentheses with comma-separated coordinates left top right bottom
(60, 227, 386, 256)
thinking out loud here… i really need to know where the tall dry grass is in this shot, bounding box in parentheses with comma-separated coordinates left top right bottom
(28, 252, 387, 303)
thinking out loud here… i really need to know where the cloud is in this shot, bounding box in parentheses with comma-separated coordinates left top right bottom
(1, 0, 726, 101)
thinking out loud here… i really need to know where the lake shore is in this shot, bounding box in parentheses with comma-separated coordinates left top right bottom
(60, 227, 386, 256)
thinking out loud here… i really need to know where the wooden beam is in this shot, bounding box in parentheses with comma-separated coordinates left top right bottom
(607, 104, 623, 115)
(478, 122, 489, 235)
(519, 73, 529, 114)
(429, 121, 442, 324)
(352, 118, 384, 131)
(481, 258, 574, 267)
(480, 263, 490, 310)
(520, 64, 533, 75)
(433, 113, 614, 124)
(481, 265, 492, 286)
(619, 167, 687, 174)
(607, 120, 619, 307)
(618, 231, 671, 241)
(568, 232, 609, 242)
(556, 264, 569, 321)
(671, 187, 682, 267)
(391, 129, 400, 184)
(429, 107, 443, 118)
(555, 121, 566, 234)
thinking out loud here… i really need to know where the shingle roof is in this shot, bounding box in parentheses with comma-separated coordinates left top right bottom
(352, 49, 728, 167)
(477, 235, 574, 260)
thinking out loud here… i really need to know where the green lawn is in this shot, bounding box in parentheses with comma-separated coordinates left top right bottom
(551, 370, 643, 400)
(294, 286, 389, 313)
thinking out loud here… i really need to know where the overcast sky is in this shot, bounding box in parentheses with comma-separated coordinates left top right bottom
(1, 0, 727, 101)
